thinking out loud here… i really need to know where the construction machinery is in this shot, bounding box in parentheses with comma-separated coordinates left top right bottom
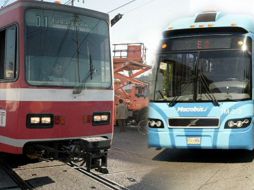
(113, 43, 151, 122)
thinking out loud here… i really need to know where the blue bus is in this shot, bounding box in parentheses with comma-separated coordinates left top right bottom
(148, 11, 254, 150)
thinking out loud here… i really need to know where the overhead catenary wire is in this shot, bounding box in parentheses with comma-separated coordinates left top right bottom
(65, 0, 84, 6)
(110, 0, 156, 27)
(107, 0, 137, 14)
(65, 0, 154, 16)
(65, 0, 72, 5)
(122, 0, 156, 15)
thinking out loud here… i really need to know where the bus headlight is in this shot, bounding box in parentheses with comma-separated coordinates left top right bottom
(149, 120, 156, 127)
(225, 118, 251, 129)
(236, 121, 243, 128)
(156, 120, 162, 127)
(227, 120, 235, 128)
(148, 118, 164, 128)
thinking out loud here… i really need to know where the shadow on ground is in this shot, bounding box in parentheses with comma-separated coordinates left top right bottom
(125, 149, 254, 190)
(153, 148, 254, 163)
(26, 176, 55, 188)
(0, 154, 56, 188)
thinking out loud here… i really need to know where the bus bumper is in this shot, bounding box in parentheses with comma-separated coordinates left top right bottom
(148, 127, 254, 150)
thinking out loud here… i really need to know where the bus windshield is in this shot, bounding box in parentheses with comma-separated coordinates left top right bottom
(25, 9, 111, 88)
(154, 35, 251, 102)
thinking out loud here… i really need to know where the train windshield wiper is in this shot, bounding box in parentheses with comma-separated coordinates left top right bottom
(198, 72, 220, 106)
(73, 54, 96, 94)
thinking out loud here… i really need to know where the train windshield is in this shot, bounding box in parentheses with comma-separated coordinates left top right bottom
(154, 35, 251, 102)
(25, 9, 111, 88)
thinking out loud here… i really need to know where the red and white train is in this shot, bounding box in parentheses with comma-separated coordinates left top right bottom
(0, 0, 113, 160)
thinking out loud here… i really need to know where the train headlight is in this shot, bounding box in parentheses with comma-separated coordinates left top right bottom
(27, 114, 54, 128)
(148, 118, 164, 128)
(92, 112, 110, 126)
(41, 117, 52, 124)
(30, 117, 40, 124)
(101, 115, 109, 121)
(225, 117, 251, 129)
(94, 115, 102, 122)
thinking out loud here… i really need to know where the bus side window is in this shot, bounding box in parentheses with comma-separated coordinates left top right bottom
(0, 25, 17, 80)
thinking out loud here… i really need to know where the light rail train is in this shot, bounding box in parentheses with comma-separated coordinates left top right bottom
(0, 0, 113, 162)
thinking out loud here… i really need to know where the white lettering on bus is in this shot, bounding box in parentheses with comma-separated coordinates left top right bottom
(177, 107, 208, 112)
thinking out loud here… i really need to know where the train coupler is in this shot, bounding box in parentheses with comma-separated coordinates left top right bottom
(81, 137, 111, 174)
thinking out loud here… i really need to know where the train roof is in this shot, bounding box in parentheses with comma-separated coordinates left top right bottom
(166, 11, 254, 36)
(0, 0, 109, 21)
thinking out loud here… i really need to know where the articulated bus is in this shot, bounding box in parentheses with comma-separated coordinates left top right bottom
(149, 12, 254, 150)
(0, 0, 113, 160)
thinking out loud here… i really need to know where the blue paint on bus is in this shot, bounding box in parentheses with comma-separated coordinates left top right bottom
(149, 12, 254, 150)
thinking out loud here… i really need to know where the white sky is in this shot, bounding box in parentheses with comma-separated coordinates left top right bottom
(3, 0, 254, 65)
(80, 0, 254, 65)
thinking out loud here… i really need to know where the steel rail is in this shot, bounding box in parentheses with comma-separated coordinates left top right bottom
(68, 163, 129, 190)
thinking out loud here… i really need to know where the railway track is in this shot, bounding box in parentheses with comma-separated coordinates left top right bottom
(1, 156, 129, 190)
(69, 163, 129, 190)
(1, 163, 33, 190)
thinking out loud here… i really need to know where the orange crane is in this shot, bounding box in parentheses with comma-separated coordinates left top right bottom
(113, 43, 151, 122)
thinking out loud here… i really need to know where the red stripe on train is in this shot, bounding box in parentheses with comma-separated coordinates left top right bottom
(0, 101, 113, 139)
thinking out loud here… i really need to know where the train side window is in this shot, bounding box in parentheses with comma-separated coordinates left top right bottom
(0, 29, 5, 79)
(0, 25, 17, 80)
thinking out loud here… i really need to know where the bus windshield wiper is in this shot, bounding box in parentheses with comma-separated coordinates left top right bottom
(198, 72, 220, 106)
(168, 95, 179, 107)
(168, 80, 194, 107)
(155, 90, 170, 101)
